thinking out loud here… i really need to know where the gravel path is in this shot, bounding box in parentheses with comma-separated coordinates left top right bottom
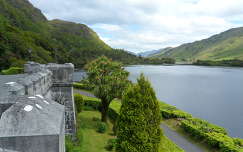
(161, 124, 210, 152)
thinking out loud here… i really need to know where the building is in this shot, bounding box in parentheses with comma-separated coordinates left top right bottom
(0, 62, 76, 152)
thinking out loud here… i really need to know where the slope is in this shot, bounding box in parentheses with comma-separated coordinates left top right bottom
(0, 0, 142, 70)
(152, 27, 243, 61)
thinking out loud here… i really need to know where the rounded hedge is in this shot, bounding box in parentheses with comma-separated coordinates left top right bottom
(97, 121, 107, 133)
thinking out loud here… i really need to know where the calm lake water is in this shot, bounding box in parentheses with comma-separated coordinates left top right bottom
(125, 65, 243, 138)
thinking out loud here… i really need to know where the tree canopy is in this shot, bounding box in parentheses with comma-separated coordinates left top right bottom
(85, 56, 130, 122)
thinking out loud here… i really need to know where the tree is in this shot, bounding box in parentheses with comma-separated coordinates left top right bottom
(85, 56, 130, 122)
(116, 74, 162, 152)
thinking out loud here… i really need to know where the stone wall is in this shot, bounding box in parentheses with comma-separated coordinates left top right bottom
(47, 63, 76, 134)
(0, 135, 60, 152)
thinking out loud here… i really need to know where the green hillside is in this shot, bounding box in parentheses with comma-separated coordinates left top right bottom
(0, 0, 142, 70)
(151, 27, 243, 62)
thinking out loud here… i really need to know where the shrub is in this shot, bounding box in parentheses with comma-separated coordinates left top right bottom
(84, 99, 101, 111)
(116, 74, 162, 152)
(65, 136, 75, 152)
(160, 102, 192, 119)
(97, 121, 107, 133)
(73, 82, 92, 90)
(74, 94, 84, 113)
(92, 117, 100, 121)
(205, 132, 241, 152)
(181, 118, 227, 136)
(180, 118, 243, 151)
(106, 139, 117, 151)
(1, 67, 23, 75)
(234, 138, 243, 147)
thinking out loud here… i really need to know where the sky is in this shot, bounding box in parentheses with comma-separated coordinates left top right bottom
(29, 0, 243, 53)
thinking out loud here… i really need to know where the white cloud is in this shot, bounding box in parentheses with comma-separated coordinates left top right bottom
(29, 0, 243, 53)
(92, 24, 123, 32)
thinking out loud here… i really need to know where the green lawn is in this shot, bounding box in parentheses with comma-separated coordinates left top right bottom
(66, 111, 116, 152)
(160, 134, 184, 152)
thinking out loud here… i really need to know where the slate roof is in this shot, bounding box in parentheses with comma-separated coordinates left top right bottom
(0, 148, 19, 152)
(0, 74, 26, 98)
(0, 95, 65, 137)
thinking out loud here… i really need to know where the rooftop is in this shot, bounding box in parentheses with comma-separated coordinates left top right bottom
(0, 74, 26, 98)
(0, 95, 65, 137)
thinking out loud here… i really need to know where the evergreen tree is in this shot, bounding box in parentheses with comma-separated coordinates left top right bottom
(116, 74, 162, 152)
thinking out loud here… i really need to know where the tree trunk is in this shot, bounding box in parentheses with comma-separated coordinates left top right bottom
(101, 99, 109, 122)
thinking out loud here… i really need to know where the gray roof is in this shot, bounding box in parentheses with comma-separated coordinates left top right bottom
(0, 148, 19, 152)
(0, 74, 26, 98)
(0, 96, 65, 137)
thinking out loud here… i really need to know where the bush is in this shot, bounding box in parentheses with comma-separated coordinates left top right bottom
(74, 94, 84, 113)
(97, 122, 107, 133)
(234, 138, 243, 147)
(73, 82, 92, 90)
(106, 139, 117, 151)
(160, 102, 192, 119)
(116, 74, 162, 152)
(1, 67, 23, 75)
(92, 117, 100, 121)
(180, 118, 243, 151)
(84, 99, 101, 111)
(181, 118, 227, 136)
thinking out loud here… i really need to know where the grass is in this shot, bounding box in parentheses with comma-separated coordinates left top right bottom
(160, 134, 184, 152)
(66, 111, 116, 152)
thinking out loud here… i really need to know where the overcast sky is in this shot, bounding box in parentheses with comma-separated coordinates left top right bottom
(29, 0, 243, 53)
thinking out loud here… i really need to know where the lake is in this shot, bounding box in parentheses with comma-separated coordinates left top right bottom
(125, 65, 243, 138)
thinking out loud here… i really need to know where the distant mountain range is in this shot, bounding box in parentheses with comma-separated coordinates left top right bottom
(138, 47, 173, 57)
(0, 0, 142, 69)
(147, 27, 243, 62)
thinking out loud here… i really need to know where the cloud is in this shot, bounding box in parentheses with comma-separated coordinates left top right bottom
(29, 0, 243, 53)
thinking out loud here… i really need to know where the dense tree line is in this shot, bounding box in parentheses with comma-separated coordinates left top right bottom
(193, 59, 243, 67)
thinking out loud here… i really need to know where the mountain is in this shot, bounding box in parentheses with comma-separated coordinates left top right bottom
(152, 27, 243, 62)
(149, 47, 173, 58)
(138, 50, 161, 57)
(0, 0, 141, 69)
(138, 47, 173, 57)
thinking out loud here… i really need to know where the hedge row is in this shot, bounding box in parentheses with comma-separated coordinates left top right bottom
(181, 119, 243, 151)
(181, 118, 227, 136)
(160, 102, 192, 119)
(205, 132, 242, 152)
(73, 82, 92, 91)
(1, 67, 23, 75)
(165, 108, 243, 152)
